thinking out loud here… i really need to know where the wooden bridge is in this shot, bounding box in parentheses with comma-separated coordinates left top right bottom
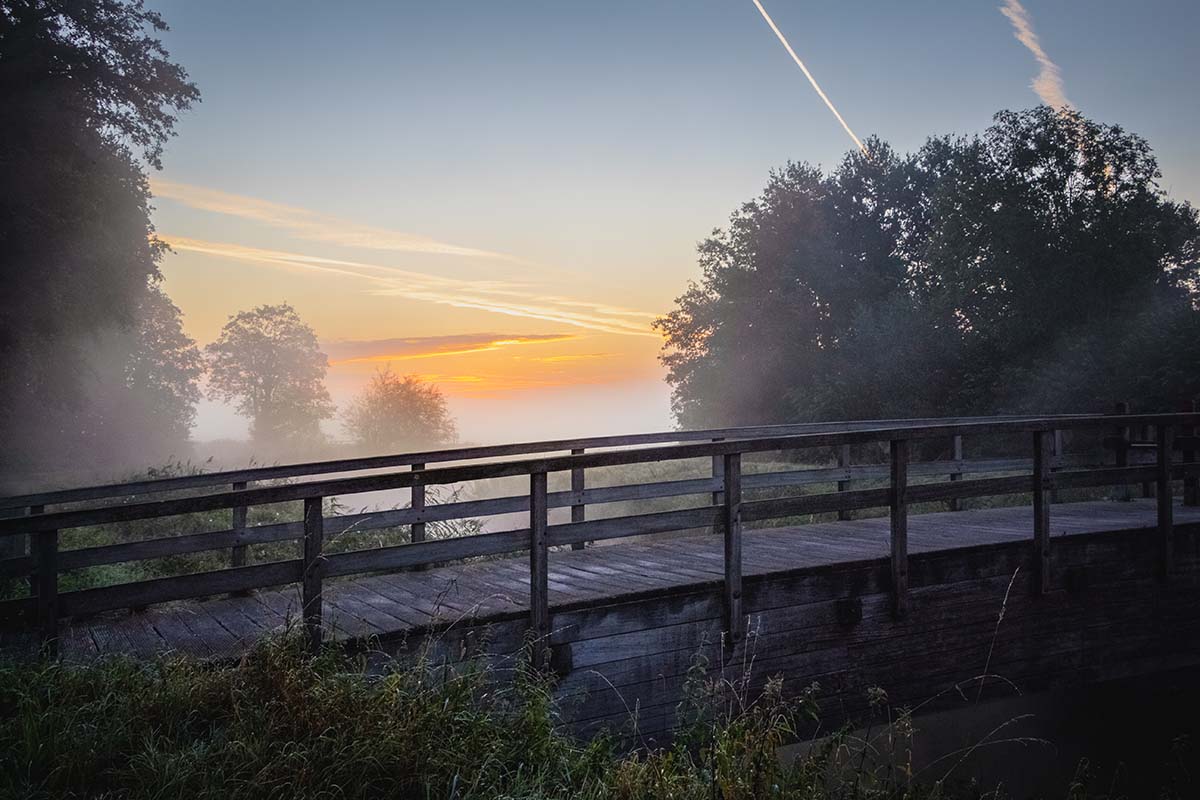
(3, 411, 1200, 740)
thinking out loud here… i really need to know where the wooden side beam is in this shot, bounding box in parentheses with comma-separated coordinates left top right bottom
(722, 452, 743, 642)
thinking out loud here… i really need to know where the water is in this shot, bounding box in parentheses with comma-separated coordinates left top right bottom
(784, 667, 1200, 798)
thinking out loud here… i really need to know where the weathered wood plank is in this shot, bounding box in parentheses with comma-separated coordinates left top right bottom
(57, 561, 304, 618)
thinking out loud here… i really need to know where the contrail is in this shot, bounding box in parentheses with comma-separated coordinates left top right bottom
(749, 0, 865, 153)
(999, 0, 1072, 108)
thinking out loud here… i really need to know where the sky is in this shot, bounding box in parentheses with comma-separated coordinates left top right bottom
(148, 0, 1200, 445)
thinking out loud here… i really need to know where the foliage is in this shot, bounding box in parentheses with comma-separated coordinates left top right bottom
(343, 366, 458, 452)
(205, 304, 336, 447)
(0, 0, 199, 483)
(656, 108, 1200, 427)
(0, 636, 1188, 799)
(85, 283, 205, 452)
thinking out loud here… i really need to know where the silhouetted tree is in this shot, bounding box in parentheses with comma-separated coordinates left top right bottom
(657, 108, 1200, 427)
(343, 368, 457, 452)
(125, 283, 205, 444)
(206, 304, 335, 445)
(0, 0, 199, 479)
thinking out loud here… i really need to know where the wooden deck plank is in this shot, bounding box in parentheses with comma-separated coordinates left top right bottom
(39, 499, 1200, 663)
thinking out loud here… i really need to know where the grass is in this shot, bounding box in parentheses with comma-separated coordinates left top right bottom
(0, 634, 1192, 800)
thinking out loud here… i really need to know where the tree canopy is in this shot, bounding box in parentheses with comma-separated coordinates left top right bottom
(206, 304, 335, 446)
(343, 368, 458, 453)
(656, 108, 1200, 428)
(0, 0, 199, 480)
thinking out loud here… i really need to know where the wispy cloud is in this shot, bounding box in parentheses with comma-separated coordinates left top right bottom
(164, 236, 659, 337)
(529, 353, 613, 364)
(749, 0, 865, 154)
(999, 0, 1072, 108)
(152, 179, 521, 262)
(325, 333, 576, 364)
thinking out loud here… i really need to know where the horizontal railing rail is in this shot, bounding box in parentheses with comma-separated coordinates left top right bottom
(1, 411, 1197, 660)
(0, 413, 1105, 512)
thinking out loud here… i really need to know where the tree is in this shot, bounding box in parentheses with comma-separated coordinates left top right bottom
(0, 0, 199, 479)
(206, 304, 335, 445)
(343, 368, 457, 452)
(124, 283, 205, 444)
(657, 108, 1200, 427)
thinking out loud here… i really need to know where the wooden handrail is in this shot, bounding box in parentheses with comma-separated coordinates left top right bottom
(4, 413, 1198, 537)
(0, 413, 1105, 511)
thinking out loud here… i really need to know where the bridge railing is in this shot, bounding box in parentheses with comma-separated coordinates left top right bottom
(1, 412, 1198, 660)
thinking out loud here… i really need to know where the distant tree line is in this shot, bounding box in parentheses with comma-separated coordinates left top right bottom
(0, 1, 454, 486)
(656, 107, 1200, 428)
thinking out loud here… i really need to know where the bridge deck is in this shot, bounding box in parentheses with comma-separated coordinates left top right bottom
(54, 498, 1200, 662)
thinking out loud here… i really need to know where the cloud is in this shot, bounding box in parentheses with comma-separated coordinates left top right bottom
(749, 0, 865, 154)
(529, 353, 614, 364)
(151, 178, 521, 262)
(163, 235, 659, 337)
(324, 333, 576, 364)
(999, 0, 1072, 108)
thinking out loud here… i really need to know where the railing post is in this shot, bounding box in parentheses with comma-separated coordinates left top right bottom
(570, 448, 586, 551)
(836, 444, 852, 521)
(529, 471, 549, 668)
(411, 464, 426, 569)
(34, 523, 58, 658)
(1141, 422, 1155, 499)
(889, 439, 909, 619)
(1156, 424, 1174, 582)
(711, 437, 725, 506)
(1032, 430, 1052, 595)
(1114, 401, 1132, 501)
(722, 452, 743, 643)
(230, 482, 249, 596)
(302, 497, 324, 651)
(25, 504, 43, 596)
(1050, 429, 1063, 504)
(948, 435, 963, 512)
(1184, 400, 1198, 507)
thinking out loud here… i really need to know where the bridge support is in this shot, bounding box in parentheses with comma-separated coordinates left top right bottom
(302, 497, 324, 651)
(411, 464, 427, 569)
(230, 482, 249, 595)
(529, 471, 550, 668)
(34, 524, 58, 658)
(948, 435, 963, 512)
(1185, 400, 1198, 507)
(722, 453, 743, 643)
(889, 439, 909, 618)
(570, 449, 586, 550)
(837, 445, 852, 520)
(1156, 424, 1174, 581)
(1033, 430, 1052, 594)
